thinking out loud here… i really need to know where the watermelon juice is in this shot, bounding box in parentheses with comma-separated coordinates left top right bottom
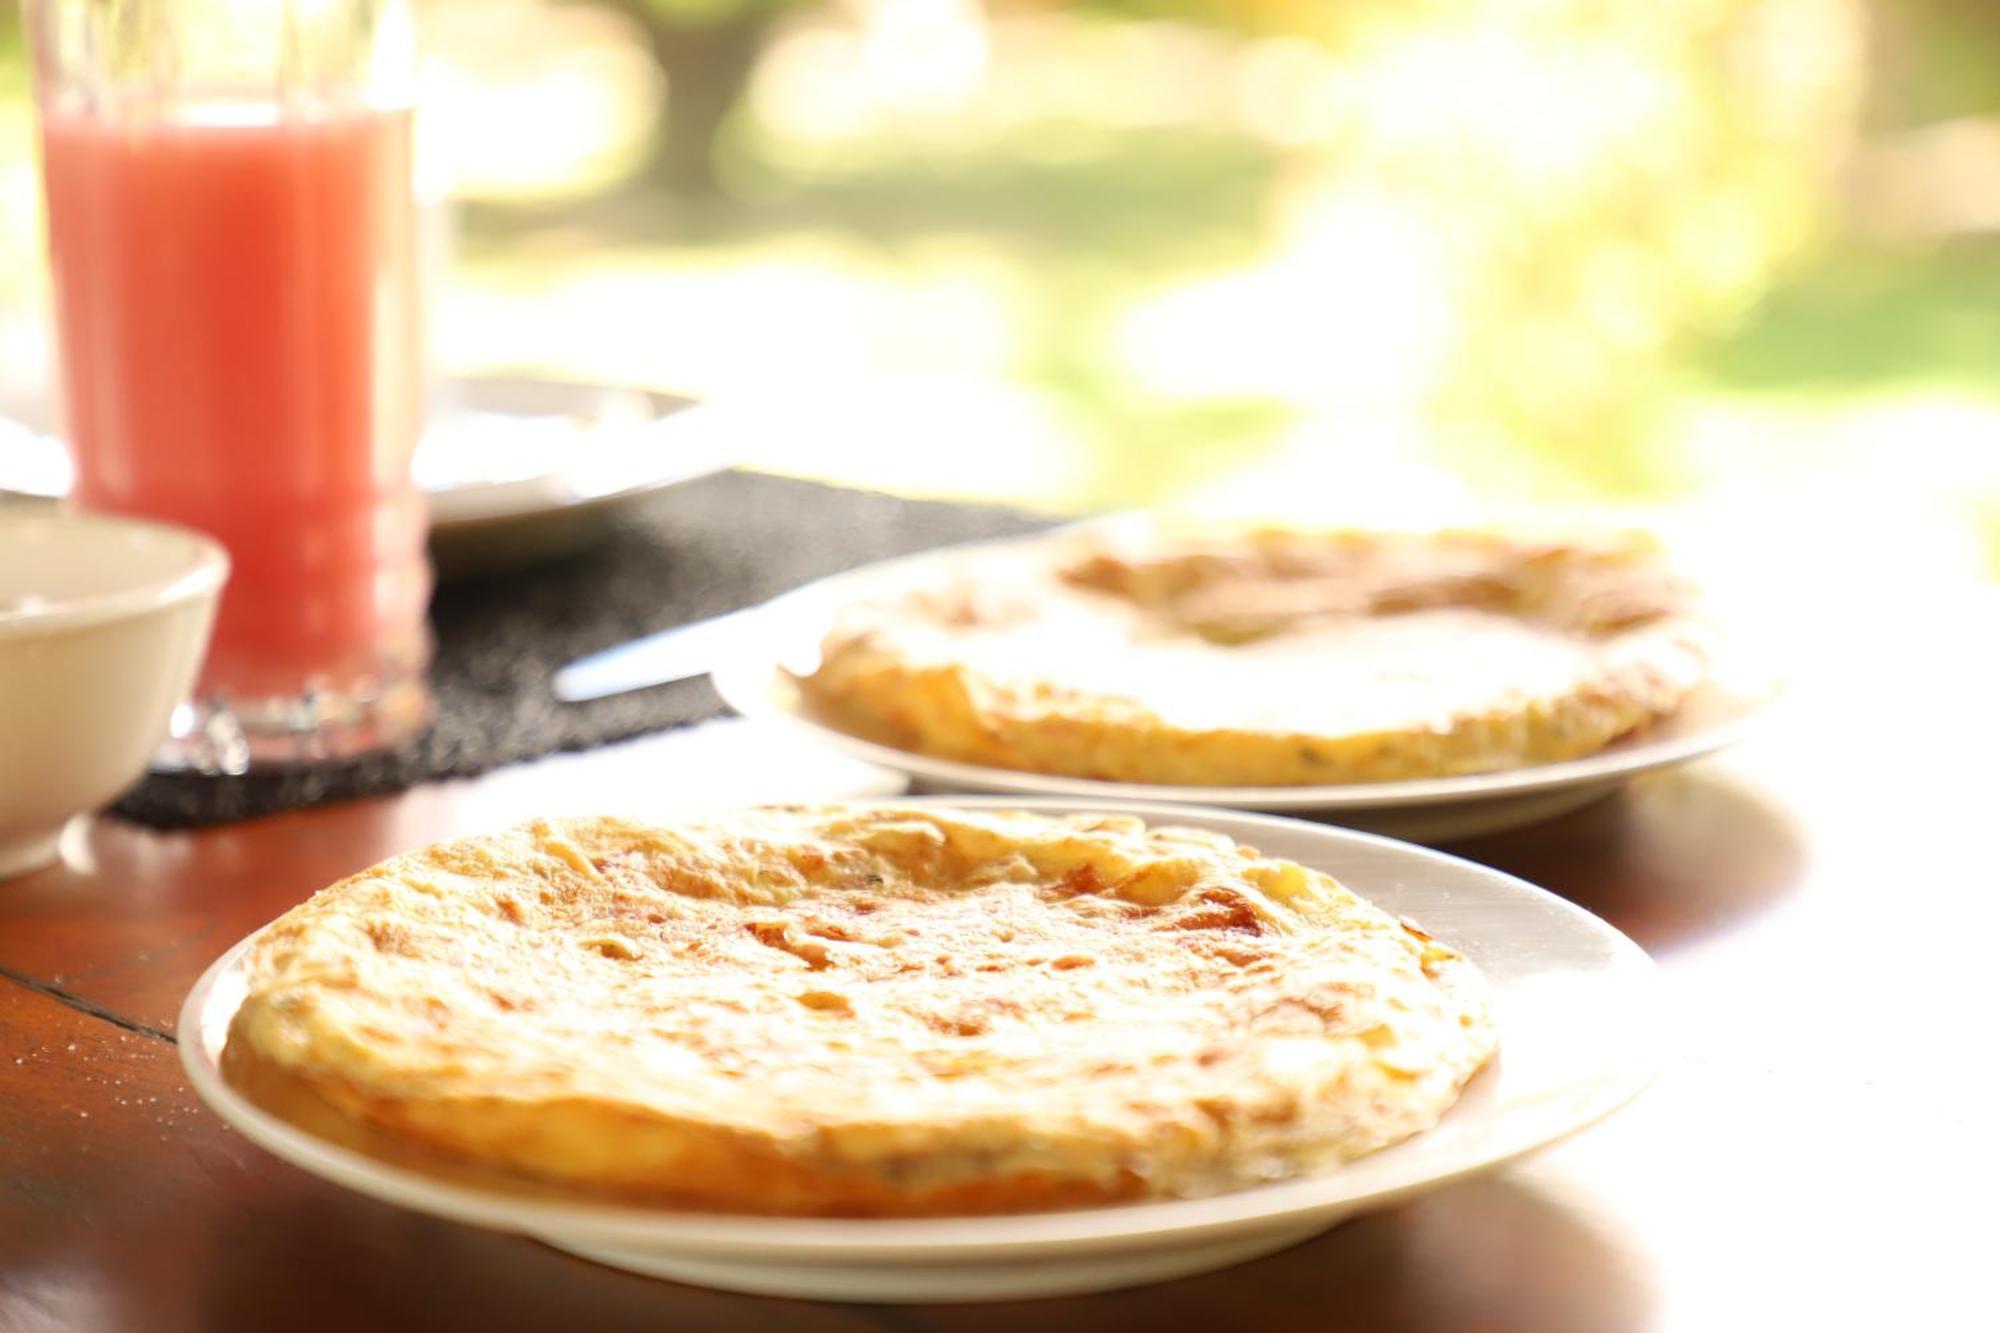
(38, 101, 432, 741)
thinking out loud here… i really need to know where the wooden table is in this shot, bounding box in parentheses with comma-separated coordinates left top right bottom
(3, 596, 1993, 1332)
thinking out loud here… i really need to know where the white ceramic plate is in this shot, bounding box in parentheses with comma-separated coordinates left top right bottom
(709, 534, 1783, 842)
(416, 377, 731, 529)
(180, 798, 1660, 1303)
(0, 377, 741, 576)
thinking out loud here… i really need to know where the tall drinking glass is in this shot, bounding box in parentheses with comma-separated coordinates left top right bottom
(26, 0, 432, 770)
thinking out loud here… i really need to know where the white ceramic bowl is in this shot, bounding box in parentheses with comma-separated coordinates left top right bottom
(0, 511, 226, 877)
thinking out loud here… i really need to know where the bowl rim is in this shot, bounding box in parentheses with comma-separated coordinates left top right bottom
(0, 509, 229, 638)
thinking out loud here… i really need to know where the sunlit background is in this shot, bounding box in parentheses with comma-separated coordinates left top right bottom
(2, 0, 1997, 581)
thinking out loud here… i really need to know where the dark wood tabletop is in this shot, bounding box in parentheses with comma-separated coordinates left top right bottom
(2, 585, 1992, 1333)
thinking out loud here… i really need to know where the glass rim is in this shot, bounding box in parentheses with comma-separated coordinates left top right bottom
(23, 0, 417, 112)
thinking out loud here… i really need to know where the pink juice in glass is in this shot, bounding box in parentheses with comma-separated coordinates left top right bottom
(39, 103, 430, 710)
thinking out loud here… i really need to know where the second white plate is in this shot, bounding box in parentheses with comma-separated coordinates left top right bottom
(711, 534, 1782, 842)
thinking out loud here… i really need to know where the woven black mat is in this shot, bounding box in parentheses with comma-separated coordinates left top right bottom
(114, 471, 1050, 829)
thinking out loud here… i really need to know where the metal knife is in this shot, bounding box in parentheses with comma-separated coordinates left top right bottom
(551, 606, 761, 703)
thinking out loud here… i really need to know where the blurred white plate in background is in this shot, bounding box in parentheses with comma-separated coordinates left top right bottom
(0, 376, 740, 576)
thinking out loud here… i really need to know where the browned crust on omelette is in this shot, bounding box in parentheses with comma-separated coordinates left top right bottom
(225, 807, 1495, 1216)
(797, 526, 1713, 786)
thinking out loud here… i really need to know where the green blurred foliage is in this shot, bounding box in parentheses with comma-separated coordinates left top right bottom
(1699, 242, 2000, 396)
(461, 124, 1295, 507)
(444, 0, 1890, 504)
(0, 3, 22, 93)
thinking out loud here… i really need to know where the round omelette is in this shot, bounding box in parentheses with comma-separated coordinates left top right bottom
(225, 806, 1495, 1216)
(797, 524, 1713, 786)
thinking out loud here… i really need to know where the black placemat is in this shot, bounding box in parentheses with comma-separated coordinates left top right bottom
(114, 471, 1051, 829)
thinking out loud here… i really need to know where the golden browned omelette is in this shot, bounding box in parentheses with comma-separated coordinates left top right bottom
(797, 525, 1712, 786)
(225, 807, 1494, 1216)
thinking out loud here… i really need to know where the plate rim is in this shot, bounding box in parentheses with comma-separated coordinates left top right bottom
(420, 378, 730, 531)
(0, 375, 737, 532)
(178, 796, 1660, 1259)
(709, 529, 1784, 812)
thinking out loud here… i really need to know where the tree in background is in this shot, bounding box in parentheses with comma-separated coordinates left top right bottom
(574, 0, 806, 193)
(1869, 0, 2000, 128)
